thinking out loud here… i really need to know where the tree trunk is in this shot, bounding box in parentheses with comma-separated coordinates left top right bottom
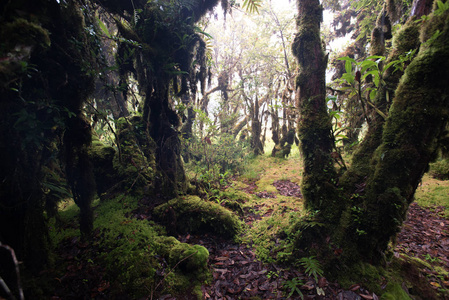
(250, 96, 264, 155)
(144, 80, 187, 198)
(341, 16, 421, 188)
(64, 115, 96, 236)
(293, 0, 449, 266)
(353, 7, 449, 260)
(0, 0, 96, 271)
(292, 0, 340, 219)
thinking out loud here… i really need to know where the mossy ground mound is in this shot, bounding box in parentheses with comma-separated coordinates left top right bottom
(47, 195, 210, 299)
(154, 195, 242, 239)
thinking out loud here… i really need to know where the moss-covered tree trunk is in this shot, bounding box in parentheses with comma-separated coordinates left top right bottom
(292, 0, 340, 220)
(354, 6, 449, 260)
(0, 0, 97, 271)
(250, 96, 264, 155)
(341, 15, 421, 189)
(144, 80, 186, 198)
(64, 116, 96, 236)
(293, 0, 449, 265)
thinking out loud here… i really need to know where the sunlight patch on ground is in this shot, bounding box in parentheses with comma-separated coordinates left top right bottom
(236, 155, 305, 263)
(415, 174, 449, 217)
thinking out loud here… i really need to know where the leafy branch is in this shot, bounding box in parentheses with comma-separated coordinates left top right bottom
(335, 52, 416, 122)
(242, 0, 262, 14)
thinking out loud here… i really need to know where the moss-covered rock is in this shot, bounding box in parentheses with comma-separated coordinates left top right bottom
(154, 195, 242, 239)
(92, 196, 210, 299)
(152, 236, 210, 299)
(169, 243, 209, 273)
(218, 189, 249, 216)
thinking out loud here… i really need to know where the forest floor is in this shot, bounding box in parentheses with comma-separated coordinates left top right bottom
(47, 154, 449, 299)
(195, 156, 449, 299)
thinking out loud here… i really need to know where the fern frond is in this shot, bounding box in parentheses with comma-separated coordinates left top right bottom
(242, 0, 261, 14)
(299, 256, 324, 282)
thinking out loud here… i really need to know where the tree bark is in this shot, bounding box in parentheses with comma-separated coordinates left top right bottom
(354, 8, 449, 260)
(292, 0, 339, 219)
(292, 0, 449, 266)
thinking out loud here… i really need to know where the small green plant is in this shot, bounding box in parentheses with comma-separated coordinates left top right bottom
(424, 254, 440, 263)
(267, 270, 279, 279)
(335, 53, 416, 123)
(435, 0, 449, 15)
(299, 256, 324, 282)
(184, 109, 249, 195)
(350, 206, 368, 235)
(283, 277, 304, 299)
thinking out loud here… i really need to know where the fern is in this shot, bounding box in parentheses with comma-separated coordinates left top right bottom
(282, 277, 304, 299)
(242, 0, 261, 14)
(299, 256, 324, 282)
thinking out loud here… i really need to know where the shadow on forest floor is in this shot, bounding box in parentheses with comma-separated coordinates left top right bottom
(46, 156, 449, 299)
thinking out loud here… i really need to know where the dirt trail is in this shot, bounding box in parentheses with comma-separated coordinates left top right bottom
(195, 177, 371, 299)
(197, 157, 449, 299)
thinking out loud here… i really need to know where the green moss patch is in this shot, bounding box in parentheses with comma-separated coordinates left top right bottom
(154, 195, 242, 239)
(429, 159, 449, 180)
(415, 174, 449, 217)
(49, 195, 211, 299)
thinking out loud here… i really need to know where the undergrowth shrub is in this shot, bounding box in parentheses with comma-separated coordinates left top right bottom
(429, 159, 449, 180)
(184, 133, 250, 191)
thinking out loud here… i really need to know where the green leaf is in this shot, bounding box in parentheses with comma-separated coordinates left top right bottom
(96, 16, 111, 38)
(384, 60, 396, 73)
(242, 0, 262, 14)
(362, 70, 378, 82)
(360, 60, 376, 73)
(341, 73, 355, 84)
(326, 95, 337, 102)
(373, 75, 380, 88)
(366, 55, 385, 61)
(336, 134, 348, 140)
(194, 26, 214, 39)
(337, 57, 357, 64)
(329, 111, 341, 119)
(345, 60, 352, 74)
